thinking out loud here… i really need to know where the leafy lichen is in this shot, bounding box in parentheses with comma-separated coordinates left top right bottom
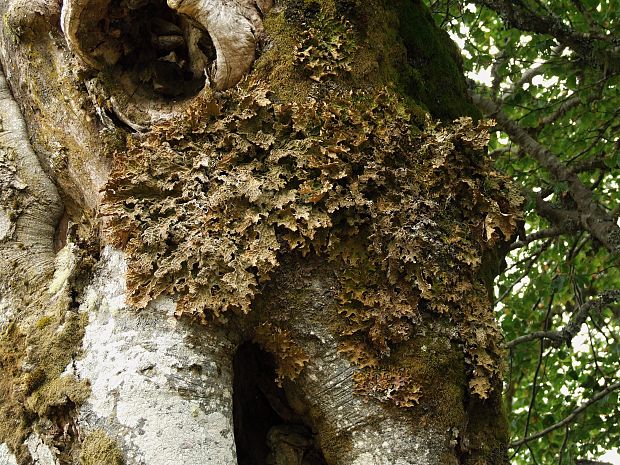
(294, 14, 355, 82)
(99, 3, 520, 447)
(353, 368, 422, 408)
(101, 82, 522, 401)
(254, 322, 310, 385)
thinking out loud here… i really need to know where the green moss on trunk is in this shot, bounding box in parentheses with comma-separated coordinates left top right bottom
(255, 0, 479, 121)
(0, 303, 89, 463)
(80, 430, 125, 465)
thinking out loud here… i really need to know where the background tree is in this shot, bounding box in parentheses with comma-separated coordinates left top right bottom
(424, 1, 620, 464)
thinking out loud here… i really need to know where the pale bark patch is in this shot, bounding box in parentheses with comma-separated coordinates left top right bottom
(24, 436, 59, 465)
(0, 444, 18, 465)
(73, 248, 238, 465)
(0, 208, 12, 241)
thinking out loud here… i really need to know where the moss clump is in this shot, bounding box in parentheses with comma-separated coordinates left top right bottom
(0, 322, 28, 462)
(0, 310, 89, 463)
(256, 0, 477, 123)
(25, 376, 90, 417)
(80, 430, 124, 465)
(390, 0, 481, 120)
(35, 315, 54, 329)
(284, 0, 322, 23)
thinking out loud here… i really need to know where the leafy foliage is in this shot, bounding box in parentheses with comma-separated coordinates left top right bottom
(425, 0, 620, 463)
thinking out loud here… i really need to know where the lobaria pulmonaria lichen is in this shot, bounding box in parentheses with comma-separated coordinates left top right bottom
(254, 322, 310, 386)
(294, 14, 355, 82)
(101, 81, 522, 399)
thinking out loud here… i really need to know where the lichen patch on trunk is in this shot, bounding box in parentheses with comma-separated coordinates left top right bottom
(0, 0, 517, 463)
(101, 79, 522, 405)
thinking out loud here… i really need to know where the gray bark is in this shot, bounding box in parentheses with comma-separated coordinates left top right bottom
(71, 248, 238, 465)
(252, 257, 461, 465)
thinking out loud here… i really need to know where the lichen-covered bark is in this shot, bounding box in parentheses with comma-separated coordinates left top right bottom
(0, 0, 518, 464)
(0, 444, 18, 465)
(252, 255, 466, 465)
(72, 247, 238, 465)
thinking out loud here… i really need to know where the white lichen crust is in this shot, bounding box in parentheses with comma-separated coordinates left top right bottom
(0, 444, 18, 465)
(73, 248, 238, 465)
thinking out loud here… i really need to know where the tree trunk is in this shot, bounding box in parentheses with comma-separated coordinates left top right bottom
(0, 1, 521, 464)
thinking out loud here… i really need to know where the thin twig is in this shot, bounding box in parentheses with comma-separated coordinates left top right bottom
(509, 227, 563, 250)
(558, 425, 570, 465)
(513, 295, 554, 459)
(506, 290, 620, 349)
(510, 381, 620, 447)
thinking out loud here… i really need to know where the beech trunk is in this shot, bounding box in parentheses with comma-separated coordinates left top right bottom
(0, 1, 518, 464)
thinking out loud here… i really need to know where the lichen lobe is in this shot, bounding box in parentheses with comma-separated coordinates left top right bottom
(101, 82, 522, 402)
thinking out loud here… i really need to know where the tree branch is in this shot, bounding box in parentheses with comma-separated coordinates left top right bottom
(471, 0, 620, 72)
(507, 330, 564, 349)
(510, 380, 620, 447)
(571, 155, 608, 173)
(506, 290, 620, 349)
(471, 91, 620, 255)
(531, 194, 583, 238)
(509, 227, 563, 250)
(537, 94, 581, 128)
(501, 44, 565, 102)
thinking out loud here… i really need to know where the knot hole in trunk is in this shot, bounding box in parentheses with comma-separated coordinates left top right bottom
(63, 0, 215, 99)
(232, 342, 328, 465)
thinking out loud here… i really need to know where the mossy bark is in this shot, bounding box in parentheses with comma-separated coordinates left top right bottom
(0, 0, 516, 464)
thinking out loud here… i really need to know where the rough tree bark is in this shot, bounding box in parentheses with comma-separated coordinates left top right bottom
(0, 1, 521, 465)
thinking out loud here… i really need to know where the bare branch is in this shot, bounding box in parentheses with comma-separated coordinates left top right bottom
(471, 91, 620, 254)
(510, 380, 620, 447)
(517, 294, 554, 459)
(507, 290, 620, 349)
(509, 227, 564, 250)
(571, 155, 608, 173)
(507, 330, 564, 349)
(558, 425, 569, 465)
(537, 94, 581, 128)
(495, 253, 539, 304)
